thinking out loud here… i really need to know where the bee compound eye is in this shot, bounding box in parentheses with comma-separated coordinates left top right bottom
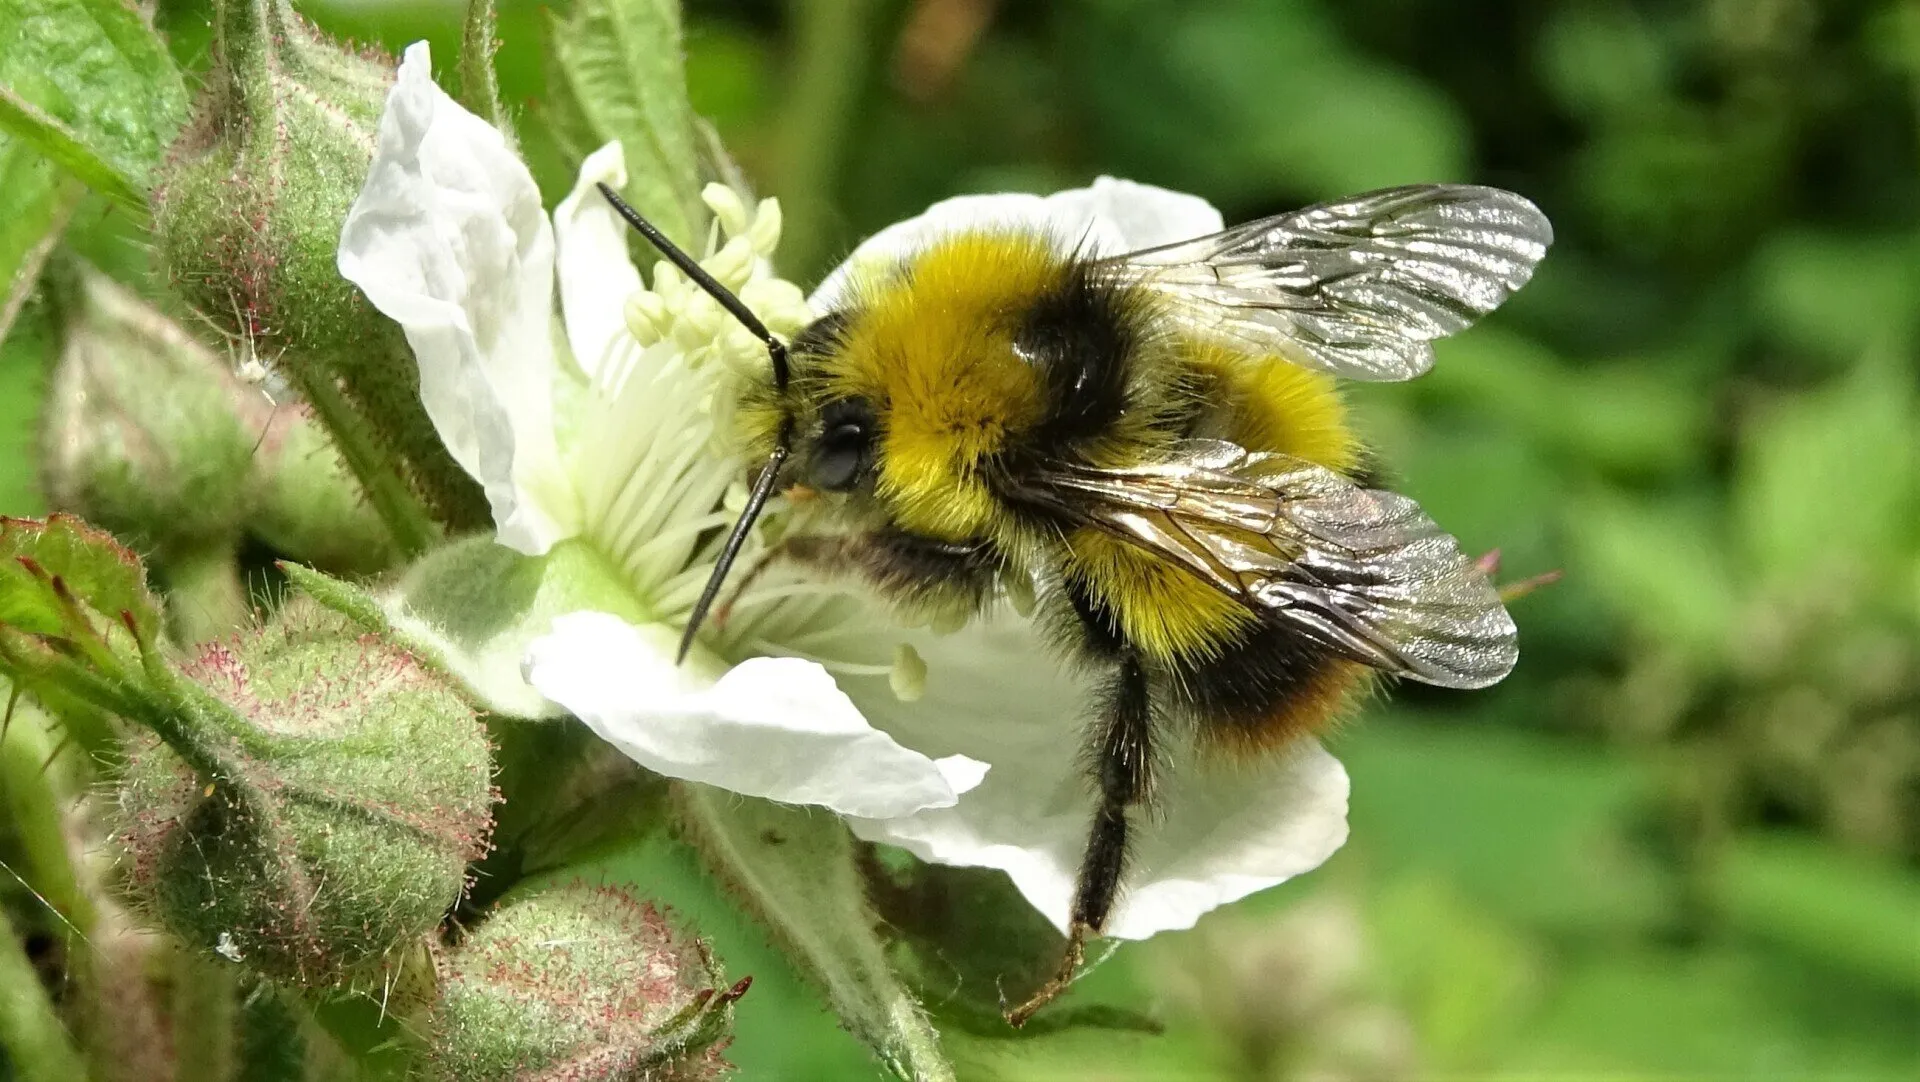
(811, 398, 875, 492)
(812, 431, 865, 491)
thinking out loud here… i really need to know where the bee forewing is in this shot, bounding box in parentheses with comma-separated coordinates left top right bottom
(1044, 440, 1518, 688)
(1102, 185, 1552, 382)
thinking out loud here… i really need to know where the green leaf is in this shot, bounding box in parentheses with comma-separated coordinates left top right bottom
(675, 785, 957, 1082)
(1732, 352, 1919, 598)
(546, 0, 703, 246)
(0, 88, 145, 208)
(1538, 3, 1670, 119)
(1753, 230, 1920, 363)
(1713, 834, 1920, 995)
(0, 906, 90, 1082)
(0, 135, 81, 346)
(0, 0, 189, 206)
(0, 513, 161, 643)
(1566, 493, 1739, 665)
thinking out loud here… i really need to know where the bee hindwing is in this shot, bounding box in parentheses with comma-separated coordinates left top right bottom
(1100, 185, 1551, 381)
(1038, 440, 1517, 688)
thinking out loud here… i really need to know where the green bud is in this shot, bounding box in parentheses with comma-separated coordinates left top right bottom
(41, 264, 256, 559)
(40, 262, 398, 578)
(114, 599, 494, 988)
(249, 409, 400, 577)
(152, 0, 485, 535)
(427, 883, 743, 1082)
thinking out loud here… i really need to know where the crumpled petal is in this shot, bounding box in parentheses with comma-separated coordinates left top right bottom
(338, 41, 576, 553)
(524, 612, 989, 819)
(553, 142, 646, 383)
(843, 613, 1350, 940)
(810, 176, 1225, 310)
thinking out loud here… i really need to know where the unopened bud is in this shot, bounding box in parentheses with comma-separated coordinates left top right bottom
(153, 0, 483, 529)
(41, 265, 257, 559)
(427, 883, 741, 1081)
(114, 600, 493, 987)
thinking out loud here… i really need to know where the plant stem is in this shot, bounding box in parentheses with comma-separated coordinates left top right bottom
(164, 541, 252, 645)
(676, 784, 955, 1082)
(772, 0, 885, 278)
(0, 906, 89, 1082)
(293, 370, 440, 559)
(171, 947, 237, 1082)
(0, 696, 95, 937)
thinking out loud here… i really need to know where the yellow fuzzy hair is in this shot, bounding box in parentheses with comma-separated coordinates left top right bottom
(1063, 337, 1362, 663)
(826, 232, 1067, 541)
(1065, 528, 1257, 662)
(1183, 339, 1360, 473)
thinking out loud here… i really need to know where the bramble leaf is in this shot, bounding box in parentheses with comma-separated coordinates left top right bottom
(0, 0, 189, 207)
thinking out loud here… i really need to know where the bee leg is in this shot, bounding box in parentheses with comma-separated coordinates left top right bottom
(1006, 649, 1152, 1027)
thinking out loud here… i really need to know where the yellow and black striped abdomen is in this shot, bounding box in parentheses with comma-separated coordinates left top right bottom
(1061, 335, 1375, 749)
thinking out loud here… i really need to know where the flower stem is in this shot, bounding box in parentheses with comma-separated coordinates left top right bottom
(0, 906, 88, 1082)
(676, 784, 955, 1082)
(772, 0, 884, 278)
(170, 948, 237, 1082)
(163, 542, 252, 644)
(293, 371, 440, 558)
(0, 699, 94, 937)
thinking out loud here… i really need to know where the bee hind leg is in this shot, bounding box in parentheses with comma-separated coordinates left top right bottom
(1005, 649, 1153, 1027)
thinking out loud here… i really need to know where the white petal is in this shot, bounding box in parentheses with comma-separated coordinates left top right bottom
(553, 143, 646, 383)
(1044, 176, 1224, 251)
(524, 612, 986, 819)
(844, 613, 1350, 939)
(337, 41, 575, 554)
(809, 178, 1225, 310)
(809, 192, 1074, 310)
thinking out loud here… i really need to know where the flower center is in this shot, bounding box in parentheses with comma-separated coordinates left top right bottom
(575, 185, 919, 698)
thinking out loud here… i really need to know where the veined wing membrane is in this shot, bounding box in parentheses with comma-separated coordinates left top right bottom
(1098, 185, 1551, 381)
(1041, 440, 1517, 688)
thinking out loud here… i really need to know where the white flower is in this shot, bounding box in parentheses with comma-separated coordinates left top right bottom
(337, 42, 1349, 940)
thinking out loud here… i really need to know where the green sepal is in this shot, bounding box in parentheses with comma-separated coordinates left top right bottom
(0, 513, 161, 644)
(382, 536, 653, 719)
(278, 562, 389, 636)
(458, 0, 509, 132)
(862, 858, 1160, 1039)
(675, 784, 956, 1082)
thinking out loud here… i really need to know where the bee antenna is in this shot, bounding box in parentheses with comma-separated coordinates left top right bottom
(677, 442, 790, 664)
(596, 183, 790, 390)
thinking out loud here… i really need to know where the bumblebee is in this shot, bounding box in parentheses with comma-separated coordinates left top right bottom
(599, 181, 1551, 1023)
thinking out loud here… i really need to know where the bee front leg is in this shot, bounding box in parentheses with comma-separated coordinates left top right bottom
(1006, 646, 1153, 1027)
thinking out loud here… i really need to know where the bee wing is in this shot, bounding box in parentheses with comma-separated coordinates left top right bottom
(1036, 440, 1517, 688)
(1096, 185, 1551, 381)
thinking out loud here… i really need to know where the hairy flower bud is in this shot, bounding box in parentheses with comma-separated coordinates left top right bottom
(114, 600, 493, 987)
(152, 0, 484, 531)
(41, 264, 256, 559)
(40, 263, 398, 577)
(427, 883, 743, 1082)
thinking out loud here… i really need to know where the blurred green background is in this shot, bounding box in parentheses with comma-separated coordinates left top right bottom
(3, 1, 1915, 1079)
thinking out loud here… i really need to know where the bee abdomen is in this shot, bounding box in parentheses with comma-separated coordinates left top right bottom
(1171, 619, 1373, 752)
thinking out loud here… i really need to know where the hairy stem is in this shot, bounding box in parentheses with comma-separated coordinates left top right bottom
(293, 371, 440, 559)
